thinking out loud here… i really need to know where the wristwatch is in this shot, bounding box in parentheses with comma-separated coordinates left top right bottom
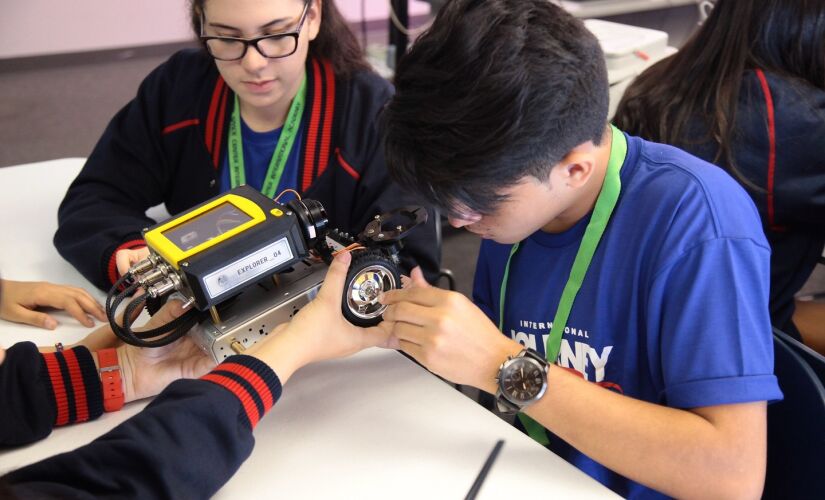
(98, 348, 125, 412)
(495, 348, 549, 414)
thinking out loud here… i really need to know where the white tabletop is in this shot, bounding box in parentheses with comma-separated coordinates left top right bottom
(0, 159, 619, 499)
(559, 0, 698, 18)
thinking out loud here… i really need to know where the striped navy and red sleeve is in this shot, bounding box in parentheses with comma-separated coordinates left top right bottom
(0, 342, 103, 447)
(201, 354, 283, 428)
(3, 355, 282, 499)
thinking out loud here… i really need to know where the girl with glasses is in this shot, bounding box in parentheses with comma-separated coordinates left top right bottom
(54, 0, 440, 292)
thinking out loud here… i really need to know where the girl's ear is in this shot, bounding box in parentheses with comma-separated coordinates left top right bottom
(307, 0, 322, 41)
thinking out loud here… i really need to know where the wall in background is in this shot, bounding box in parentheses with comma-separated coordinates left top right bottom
(0, 0, 431, 59)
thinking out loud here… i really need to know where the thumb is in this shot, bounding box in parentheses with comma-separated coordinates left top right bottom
(318, 251, 352, 302)
(11, 306, 58, 330)
(116, 250, 134, 277)
(409, 266, 431, 289)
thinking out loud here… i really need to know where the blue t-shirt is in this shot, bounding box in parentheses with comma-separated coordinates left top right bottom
(472, 134, 783, 499)
(218, 118, 302, 198)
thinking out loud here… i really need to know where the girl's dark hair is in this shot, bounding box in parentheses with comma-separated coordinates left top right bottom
(613, 0, 825, 177)
(190, 0, 370, 77)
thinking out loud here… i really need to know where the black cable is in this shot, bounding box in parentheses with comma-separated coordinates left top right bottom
(106, 273, 134, 316)
(118, 292, 200, 348)
(106, 281, 140, 340)
(121, 293, 149, 339)
(106, 272, 203, 348)
(123, 293, 199, 347)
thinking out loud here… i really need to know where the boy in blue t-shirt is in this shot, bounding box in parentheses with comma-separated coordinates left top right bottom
(377, 1, 782, 498)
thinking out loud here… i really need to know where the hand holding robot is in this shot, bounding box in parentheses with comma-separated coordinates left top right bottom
(104, 185, 427, 362)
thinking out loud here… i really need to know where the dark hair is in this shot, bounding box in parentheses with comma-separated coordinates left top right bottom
(381, 0, 609, 215)
(613, 0, 825, 179)
(190, 0, 370, 77)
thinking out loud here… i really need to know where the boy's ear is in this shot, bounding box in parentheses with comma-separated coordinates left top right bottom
(556, 150, 597, 189)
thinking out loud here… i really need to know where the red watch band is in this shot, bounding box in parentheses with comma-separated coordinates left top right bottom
(98, 348, 124, 412)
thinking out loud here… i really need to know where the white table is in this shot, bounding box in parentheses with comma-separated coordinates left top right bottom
(0, 159, 619, 499)
(558, 0, 699, 18)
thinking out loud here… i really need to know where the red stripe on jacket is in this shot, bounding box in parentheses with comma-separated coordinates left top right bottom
(316, 61, 336, 179)
(213, 85, 229, 168)
(755, 69, 783, 231)
(303, 59, 325, 191)
(205, 77, 226, 153)
(42, 353, 70, 426)
(335, 148, 360, 181)
(201, 373, 263, 427)
(162, 119, 200, 135)
(215, 363, 275, 410)
(62, 350, 90, 423)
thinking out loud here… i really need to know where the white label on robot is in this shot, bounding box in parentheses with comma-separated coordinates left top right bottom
(203, 238, 294, 299)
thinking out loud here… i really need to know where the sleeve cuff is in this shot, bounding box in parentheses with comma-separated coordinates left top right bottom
(663, 374, 784, 408)
(200, 355, 283, 429)
(106, 238, 146, 286)
(40, 347, 104, 426)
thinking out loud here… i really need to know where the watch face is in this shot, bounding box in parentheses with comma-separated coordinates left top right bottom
(501, 357, 546, 404)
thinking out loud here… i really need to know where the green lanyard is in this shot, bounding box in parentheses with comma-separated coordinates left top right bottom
(498, 125, 627, 445)
(228, 77, 307, 198)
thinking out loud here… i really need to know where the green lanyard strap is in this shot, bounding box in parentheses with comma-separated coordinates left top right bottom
(499, 125, 627, 445)
(228, 77, 307, 198)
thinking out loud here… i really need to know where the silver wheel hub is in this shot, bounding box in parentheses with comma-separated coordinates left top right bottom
(346, 265, 396, 320)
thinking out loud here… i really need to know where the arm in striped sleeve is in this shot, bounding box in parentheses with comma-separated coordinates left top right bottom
(3, 355, 282, 499)
(0, 342, 103, 447)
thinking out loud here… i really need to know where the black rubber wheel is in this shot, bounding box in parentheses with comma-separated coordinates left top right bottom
(342, 250, 400, 326)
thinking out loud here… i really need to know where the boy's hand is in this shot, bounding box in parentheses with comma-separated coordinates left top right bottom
(0, 279, 106, 330)
(380, 273, 520, 392)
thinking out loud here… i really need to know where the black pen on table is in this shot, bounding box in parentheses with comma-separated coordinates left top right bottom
(465, 439, 505, 500)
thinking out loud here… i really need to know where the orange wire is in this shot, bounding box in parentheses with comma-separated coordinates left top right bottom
(274, 189, 302, 202)
(332, 243, 365, 256)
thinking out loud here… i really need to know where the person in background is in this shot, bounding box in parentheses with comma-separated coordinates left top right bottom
(1, 252, 389, 498)
(613, 0, 825, 354)
(377, 1, 781, 497)
(0, 278, 106, 330)
(54, 0, 439, 292)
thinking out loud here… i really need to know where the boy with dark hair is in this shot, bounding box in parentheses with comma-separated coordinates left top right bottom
(379, 0, 781, 498)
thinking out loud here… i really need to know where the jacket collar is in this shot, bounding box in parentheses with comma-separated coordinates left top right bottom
(199, 57, 339, 194)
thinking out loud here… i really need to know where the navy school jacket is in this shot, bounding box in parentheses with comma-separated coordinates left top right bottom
(1, 342, 281, 498)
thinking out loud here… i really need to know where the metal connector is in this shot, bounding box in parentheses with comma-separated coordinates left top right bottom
(147, 273, 181, 298)
(137, 263, 173, 286)
(128, 254, 159, 275)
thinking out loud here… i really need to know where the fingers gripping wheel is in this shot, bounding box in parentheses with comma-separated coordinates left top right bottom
(342, 250, 401, 326)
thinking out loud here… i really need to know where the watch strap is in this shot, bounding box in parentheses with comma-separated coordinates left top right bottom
(98, 348, 124, 412)
(495, 387, 520, 413)
(521, 348, 547, 364)
(516, 349, 551, 445)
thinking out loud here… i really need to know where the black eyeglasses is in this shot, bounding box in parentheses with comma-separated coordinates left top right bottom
(200, 0, 310, 61)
